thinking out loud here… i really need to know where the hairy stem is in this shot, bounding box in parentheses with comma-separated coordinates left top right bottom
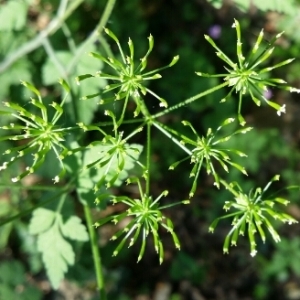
(152, 121, 192, 155)
(152, 81, 228, 119)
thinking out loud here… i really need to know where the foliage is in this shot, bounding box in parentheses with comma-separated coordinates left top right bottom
(0, 0, 300, 298)
(263, 237, 300, 280)
(254, 237, 300, 299)
(29, 206, 89, 289)
(207, 0, 296, 14)
(0, 260, 42, 300)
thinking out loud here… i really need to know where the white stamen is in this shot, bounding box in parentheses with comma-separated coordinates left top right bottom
(277, 104, 286, 116)
(53, 176, 59, 183)
(290, 87, 300, 93)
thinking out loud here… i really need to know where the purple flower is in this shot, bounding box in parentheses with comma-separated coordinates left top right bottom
(208, 25, 222, 39)
(263, 89, 273, 99)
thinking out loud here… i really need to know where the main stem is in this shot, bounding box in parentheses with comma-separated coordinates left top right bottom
(146, 123, 151, 195)
(83, 203, 106, 300)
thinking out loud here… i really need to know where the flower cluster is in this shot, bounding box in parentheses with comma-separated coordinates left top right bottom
(94, 177, 189, 264)
(197, 19, 300, 125)
(209, 175, 298, 257)
(0, 80, 70, 183)
(76, 110, 144, 191)
(76, 28, 179, 121)
(169, 118, 252, 196)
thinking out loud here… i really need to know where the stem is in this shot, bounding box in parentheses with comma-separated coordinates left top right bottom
(61, 23, 77, 54)
(116, 118, 144, 125)
(69, 87, 80, 124)
(117, 96, 130, 127)
(152, 121, 192, 155)
(83, 203, 106, 300)
(0, 186, 72, 227)
(146, 123, 151, 195)
(42, 37, 68, 80)
(152, 81, 228, 119)
(0, 0, 84, 73)
(238, 92, 242, 114)
(56, 193, 67, 213)
(67, 0, 117, 74)
(0, 183, 65, 191)
(99, 35, 114, 58)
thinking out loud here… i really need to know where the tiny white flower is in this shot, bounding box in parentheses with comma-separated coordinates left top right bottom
(132, 90, 140, 98)
(53, 175, 59, 183)
(213, 182, 219, 188)
(290, 87, 300, 93)
(277, 104, 286, 116)
(0, 162, 8, 171)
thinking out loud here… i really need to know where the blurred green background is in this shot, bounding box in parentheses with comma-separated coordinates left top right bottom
(1, 0, 300, 299)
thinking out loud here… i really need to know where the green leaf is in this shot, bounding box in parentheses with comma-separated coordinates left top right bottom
(76, 141, 143, 204)
(206, 0, 222, 9)
(84, 142, 143, 186)
(0, 275, 42, 300)
(42, 45, 106, 124)
(28, 208, 56, 235)
(0, 223, 13, 250)
(252, 0, 295, 14)
(0, 0, 28, 31)
(0, 57, 31, 100)
(0, 200, 11, 217)
(37, 223, 75, 289)
(170, 252, 204, 282)
(0, 284, 15, 300)
(19, 285, 42, 300)
(30, 203, 88, 288)
(0, 260, 25, 285)
(229, 0, 295, 14)
(278, 14, 300, 43)
(61, 216, 89, 242)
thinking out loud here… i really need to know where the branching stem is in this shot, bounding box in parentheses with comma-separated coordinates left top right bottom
(152, 121, 192, 155)
(152, 81, 228, 119)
